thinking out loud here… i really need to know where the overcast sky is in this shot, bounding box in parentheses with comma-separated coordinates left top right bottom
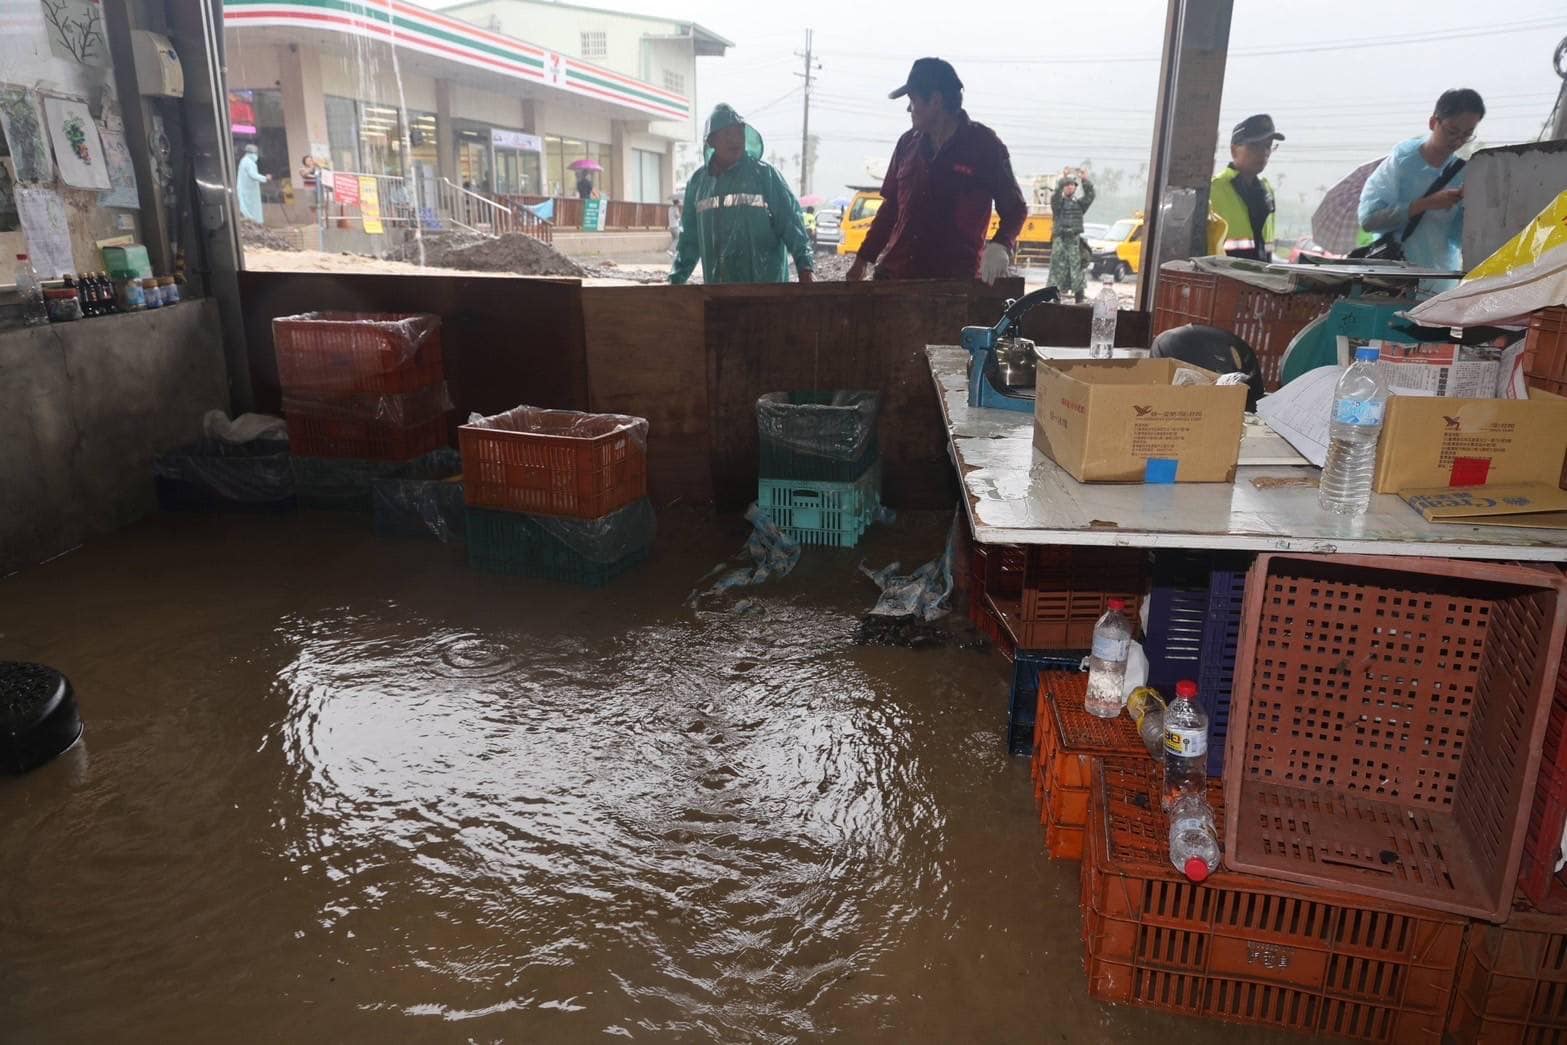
(530, 0, 1565, 233)
(418, 0, 1566, 230)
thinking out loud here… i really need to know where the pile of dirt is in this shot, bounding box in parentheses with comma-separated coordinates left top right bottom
(810, 252, 856, 281)
(239, 224, 301, 252)
(439, 233, 588, 278)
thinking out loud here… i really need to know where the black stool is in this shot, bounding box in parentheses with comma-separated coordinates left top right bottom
(1, 662, 83, 774)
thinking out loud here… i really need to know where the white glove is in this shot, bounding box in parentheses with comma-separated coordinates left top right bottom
(980, 242, 1011, 285)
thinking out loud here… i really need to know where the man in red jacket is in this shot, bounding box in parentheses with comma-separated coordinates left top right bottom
(846, 58, 1027, 285)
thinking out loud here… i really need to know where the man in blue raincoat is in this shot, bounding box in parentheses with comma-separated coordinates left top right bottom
(671, 104, 814, 285)
(236, 144, 270, 225)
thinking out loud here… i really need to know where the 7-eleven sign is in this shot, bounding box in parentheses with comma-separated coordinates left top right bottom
(544, 52, 567, 87)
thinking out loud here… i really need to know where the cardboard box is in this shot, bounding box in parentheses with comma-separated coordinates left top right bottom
(1372, 388, 1567, 494)
(1401, 483, 1567, 529)
(1033, 359, 1247, 483)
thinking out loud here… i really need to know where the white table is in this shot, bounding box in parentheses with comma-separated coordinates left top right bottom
(929, 345, 1567, 561)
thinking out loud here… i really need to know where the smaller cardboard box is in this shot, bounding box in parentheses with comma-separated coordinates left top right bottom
(1402, 483, 1567, 529)
(1372, 388, 1567, 494)
(1033, 359, 1247, 483)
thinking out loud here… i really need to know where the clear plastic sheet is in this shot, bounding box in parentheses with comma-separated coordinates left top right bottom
(464, 406, 649, 450)
(153, 438, 294, 509)
(533, 497, 657, 563)
(291, 455, 409, 511)
(859, 510, 957, 621)
(371, 448, 465, 542)
(756, 391, 879, 461)
(272, 311, 440, 366)
(283, 382, 451, 425)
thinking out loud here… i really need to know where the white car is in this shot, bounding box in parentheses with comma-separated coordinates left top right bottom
(813, 208, 842, 252)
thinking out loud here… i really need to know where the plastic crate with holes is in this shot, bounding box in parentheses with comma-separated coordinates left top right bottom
(1005, 651, 1087, 756)
(1152, 266, 1336, 389)
(756, 391, 879, 482)
(1223, 554, 1567, 922)
(465, 498, 655, 586)
(986, 545, 1147, 651)
(1518, 654, 1567, 914)
(1030, 671, 1144, 860)
(1144, 551, 1250, 776)
(459, 406, 648, 520)
(1447, 900, 1567, 1044)
(272, 312, 444, 398)
(756, 463, 881, 548)
(1083, 760, 1467, 1042)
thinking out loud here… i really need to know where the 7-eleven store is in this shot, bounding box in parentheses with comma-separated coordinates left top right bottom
(222, 0, 711, 227)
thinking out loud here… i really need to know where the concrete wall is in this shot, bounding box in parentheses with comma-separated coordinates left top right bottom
(1462, 140, 1567, 266)
(0, 302, 229, 576)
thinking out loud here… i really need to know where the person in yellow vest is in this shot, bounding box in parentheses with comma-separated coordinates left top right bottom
(1210, 114, 1283, 261)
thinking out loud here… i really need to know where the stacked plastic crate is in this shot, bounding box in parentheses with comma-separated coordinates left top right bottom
(458, 406, 653, 585)
(272, 312, 453, 509)
(755, 392, 880, 548)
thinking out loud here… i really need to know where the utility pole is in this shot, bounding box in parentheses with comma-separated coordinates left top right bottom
(795, 29, 820, 196)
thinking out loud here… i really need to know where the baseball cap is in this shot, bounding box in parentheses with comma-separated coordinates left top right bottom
(1231, 114, 1284, 146)
(889, 57, 963, 100)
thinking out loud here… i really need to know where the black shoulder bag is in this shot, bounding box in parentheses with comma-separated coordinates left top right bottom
(1347, 158, 1465, 262)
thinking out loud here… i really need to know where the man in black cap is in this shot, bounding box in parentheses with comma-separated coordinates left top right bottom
(1210, 114, 1283, 261)
(846, 57, 1026, 284)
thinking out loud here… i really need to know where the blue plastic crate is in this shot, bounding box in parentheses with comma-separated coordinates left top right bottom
(1144, 550, 1250, 776)
(1196, 565, 1248, 776)
(1006, 650, 1088, 756)
(757, 463, 880, 548)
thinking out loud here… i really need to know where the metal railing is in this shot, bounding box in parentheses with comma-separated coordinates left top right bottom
(501, 195, 671, 231)
(317, 171, 553, 244)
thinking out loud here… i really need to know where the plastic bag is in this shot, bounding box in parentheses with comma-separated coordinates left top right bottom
(291, 454, 409, 511)
(1405, 188, 1567, 329)
(272, 312, 442, 399)
(284, 382, 452, 424)
(756, 391, 879, 464)
(701, 504, 801, 595)
(203, 409, 287, 443)
(153, 438, 293, 510)
(533, 497, 657, 563)
(370, 448, 464, 542)
(859, 511, 957, 621)
(463, 406, 648, 450)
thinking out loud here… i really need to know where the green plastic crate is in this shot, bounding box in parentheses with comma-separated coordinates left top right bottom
(757, 463, 880, 548)
(464, 504, 652, 586)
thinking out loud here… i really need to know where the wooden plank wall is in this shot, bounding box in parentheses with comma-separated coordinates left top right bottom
(236, 271, 1150, 511)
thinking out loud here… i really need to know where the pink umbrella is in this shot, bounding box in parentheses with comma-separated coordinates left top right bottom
(568, 158, 603, 172)
(1311, 159, 1382, 255)
(799, 193, 824, 207)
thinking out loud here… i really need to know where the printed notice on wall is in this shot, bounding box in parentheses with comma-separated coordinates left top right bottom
(16, 185, 75, 277)
(358, 176, 383, 234)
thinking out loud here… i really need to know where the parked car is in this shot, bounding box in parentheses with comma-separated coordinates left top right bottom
(1088, 216, 1143, 281)
(814, 207, 842, 252)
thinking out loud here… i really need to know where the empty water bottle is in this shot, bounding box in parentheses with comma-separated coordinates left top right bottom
(1085, 598, 1132, 718)
(1162, 679, 1207, 809)
(1090, 274, 1117, 359)
(1127, 687, 1165, 758)
(14, 253, 48, 327)
(1168, 791, 1220, 882)
(1318, 345, 1389, 516)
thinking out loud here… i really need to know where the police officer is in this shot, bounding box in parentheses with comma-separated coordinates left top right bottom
(1211, 114, 1283, 261)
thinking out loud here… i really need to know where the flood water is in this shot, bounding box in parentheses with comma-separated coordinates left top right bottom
(0, 510, 1290, 1043)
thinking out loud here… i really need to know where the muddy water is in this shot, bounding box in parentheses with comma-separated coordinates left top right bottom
(0, 511, 1289, 1043)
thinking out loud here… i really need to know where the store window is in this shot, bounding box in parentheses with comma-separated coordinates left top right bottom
(228, 88, 288, 182)
(324, 95, 360, 173)
(543, 135, 614, 199)
(632, 148, 663, 204)
(580, 31, 607, 58)
(662, 70, 685, 95)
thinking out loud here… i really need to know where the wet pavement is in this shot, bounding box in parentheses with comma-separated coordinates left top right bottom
(0, 510, 1294, 1043)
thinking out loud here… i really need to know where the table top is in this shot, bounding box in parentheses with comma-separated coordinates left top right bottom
(929, 345, 1567, 561)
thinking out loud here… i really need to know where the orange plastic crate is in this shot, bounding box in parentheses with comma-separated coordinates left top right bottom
(1029, 671, 1144, 860)
(1152, 268, 1335, 389)
(1084, 761, 1465, 1042)
(460, 407, 648, 520)
(1448, 901, 1567, 1044)
(273, 312, 444, 398)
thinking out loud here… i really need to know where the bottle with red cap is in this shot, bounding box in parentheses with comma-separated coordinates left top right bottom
(1084, 597, 1133, 718)
(1162, 679, 1207, 810)
(1169, 791, 1220, 882)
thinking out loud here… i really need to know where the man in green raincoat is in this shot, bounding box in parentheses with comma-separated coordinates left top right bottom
(671, 104, 814, 285)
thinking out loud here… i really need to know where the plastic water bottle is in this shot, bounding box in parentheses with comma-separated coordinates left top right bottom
(1090, 274, 1117, 359)
(1168, 792, 1220, 882)
(1085, 598, 1132, 718)
(14, 254, 48, 327)
(1127, 688, 1165, 758)
(1318, 345, 1389, 515)
(1162, 679, 1207, 809)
